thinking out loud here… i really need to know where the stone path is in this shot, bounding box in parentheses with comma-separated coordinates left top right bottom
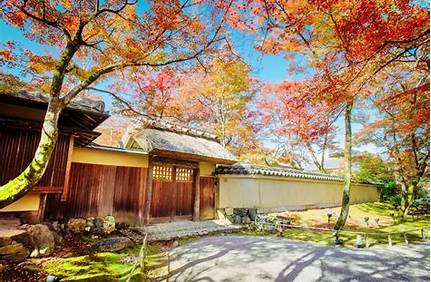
(164, 235, 430, 281)
(136, 219, 243, 241)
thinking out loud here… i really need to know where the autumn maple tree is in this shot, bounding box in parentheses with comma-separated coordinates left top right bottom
(224, 0, 429, 228)
(356, 61, 430, 216)
(178, 55, 258, 155)
(0, 0, 232, 208)
(258, 80, 339, 172)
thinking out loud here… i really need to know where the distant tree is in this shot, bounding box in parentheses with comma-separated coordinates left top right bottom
(179, 55, 258, 152)
(353, 153, 393, 183)
(0, 0, 232, 208)
(0, 73, 26, 92)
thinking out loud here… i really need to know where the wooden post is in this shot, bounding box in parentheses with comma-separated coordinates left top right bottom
(365, 233, 369, 248)
(388, 234, 392, 246)
(138, 168, 147, 225)
(144, 156, 153, 225)
(171, 166, 177, 221)
(421, 228, 425, 240)
(193, 168, 200, 221)
(37, 193, 48, 223)
(403, 233, 408, 244)
(213, 177, 218, 219)
(61, 136, 74, 201)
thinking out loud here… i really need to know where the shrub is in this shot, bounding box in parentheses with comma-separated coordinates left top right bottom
(411, 189, 430, 213)
(382, 181, 397, 201)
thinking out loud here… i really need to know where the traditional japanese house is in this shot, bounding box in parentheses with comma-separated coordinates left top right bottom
(0, 91, 109, 223)
(0, 91, 236, 224)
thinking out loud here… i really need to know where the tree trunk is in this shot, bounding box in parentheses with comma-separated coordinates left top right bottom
(306, 142, 327, 174)
(0, 99, 63, 208)
(334, 101, 353, 230)
(400, 184, 415, 217)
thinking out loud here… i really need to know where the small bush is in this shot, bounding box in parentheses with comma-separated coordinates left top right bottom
(382, 181, 398, 201)
(411, 189, 430, 213)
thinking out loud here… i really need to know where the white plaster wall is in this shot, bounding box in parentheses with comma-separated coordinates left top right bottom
(218, 175, 380, 211)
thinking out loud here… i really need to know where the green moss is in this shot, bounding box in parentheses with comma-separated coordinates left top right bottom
(353, 202, 396, 217)
(40, 242, 167, 281)
(242, 202, 429, 248)
(42, 252, 140, 281)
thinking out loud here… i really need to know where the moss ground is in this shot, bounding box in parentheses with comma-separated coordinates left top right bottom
(21, 238, 166, 281)
(241, 202, 429, 248)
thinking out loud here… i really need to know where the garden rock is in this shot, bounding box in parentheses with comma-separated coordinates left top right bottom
(103, 215, 116, 234)
(242, 216, 251, 224)
(0, 237, 12, 247)
(0, 242, 26, 255)
(233, 208, 248, 217)
(0, 244, 29, 263)
(85, 217, 95, 232)
(216, 209, 227, 219)
(224, 215, 233, 223)
(99, 236, 132, 252)
(67, 218, 86, 234)
(233, 215, 242, 224)
(93, 217, 105, 234)
(172, 240, 179, 248)
(225, 207, 234, 216)
(0, 233, 29, 264)
(9, 230, 32, 250)
(21, 224, 55, 257)
(248, 208, 258, 221)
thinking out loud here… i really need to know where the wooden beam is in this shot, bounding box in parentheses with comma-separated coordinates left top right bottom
(193, 168, 200, 221)
(144, 157, 154, 224)
(37, 193, 48, 222)
(33, 186, 64, 193)
(138, 168, 147, 225)
(61, 136, 74, 201)
(151, 149, 236, 165)
(214, 177, 219, 218)
(151, 155, 198, 168)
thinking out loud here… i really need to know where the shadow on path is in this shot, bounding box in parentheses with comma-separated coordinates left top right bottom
(157, 235, 430, 282)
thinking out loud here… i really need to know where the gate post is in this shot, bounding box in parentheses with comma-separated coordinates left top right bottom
(193, 168, 200, 221)
(144, 156, 153, 224)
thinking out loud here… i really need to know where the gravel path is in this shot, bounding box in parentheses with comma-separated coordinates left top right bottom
(165, 235, 429, 282)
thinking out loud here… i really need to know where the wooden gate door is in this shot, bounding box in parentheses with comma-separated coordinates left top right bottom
(200, 177, 216, 220)
(150, 165, 194, 221)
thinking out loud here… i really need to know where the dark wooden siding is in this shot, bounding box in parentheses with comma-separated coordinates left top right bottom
(200, 177, 216, 219)
(0, 127, 70, 190)
(52, 162, 147, 224)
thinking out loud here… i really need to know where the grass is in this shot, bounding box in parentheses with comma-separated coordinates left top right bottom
(242, 202, 429, 248)
(32, 241, 166, 281)
(42, 252, 140, 281)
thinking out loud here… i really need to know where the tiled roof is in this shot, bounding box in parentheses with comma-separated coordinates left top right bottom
(216, 163, 377, 184)
(1, 91, 107, 114)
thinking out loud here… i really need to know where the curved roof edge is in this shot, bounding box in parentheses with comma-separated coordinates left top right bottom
(215, 163, 380, 185)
